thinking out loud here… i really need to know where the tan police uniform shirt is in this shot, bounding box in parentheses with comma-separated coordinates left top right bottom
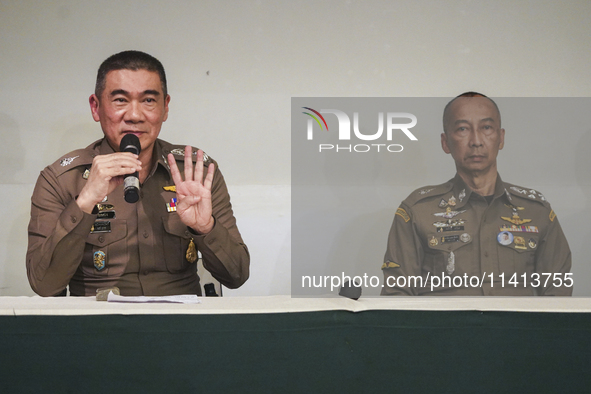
(27, 138, 249, 296)
(381, 173, 572, 296)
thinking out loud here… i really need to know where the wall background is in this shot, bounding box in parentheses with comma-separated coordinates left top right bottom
(1, 0, 590, 296)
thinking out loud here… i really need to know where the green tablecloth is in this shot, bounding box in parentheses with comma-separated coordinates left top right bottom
(1, 302, 590, 393)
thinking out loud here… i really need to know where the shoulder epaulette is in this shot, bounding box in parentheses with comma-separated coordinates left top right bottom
(165, 144, 214, 166)
(505, 183, 550, 208)
(50, 149, 95, 177)
(403, 181, 453, 207)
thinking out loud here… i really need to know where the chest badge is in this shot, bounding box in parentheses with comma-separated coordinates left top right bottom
(433, 207, 466, 219)
(96, 203, 114, 212)
(458, 189, 466, 202)
(186, 239, 198, 263)
(501, 204, 531, 225)
(514, 236, 527, 250)
(438, 195, 457, 209)
(501, 212, 532, 226)
(93, 251, 106, 271)
(163, 185, 176, 192)
(497, 231, 514, 246)
(166, 198, 177, 213)
(446, 251, 455, 275)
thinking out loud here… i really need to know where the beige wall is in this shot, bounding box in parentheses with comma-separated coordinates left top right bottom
(1, 1, 590, 296)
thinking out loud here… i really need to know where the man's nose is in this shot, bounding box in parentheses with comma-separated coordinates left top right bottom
(125, 101, 144, 122)
(469, 130, 483, 147)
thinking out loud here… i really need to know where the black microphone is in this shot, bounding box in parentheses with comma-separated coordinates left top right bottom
(119, 134, 141, 203)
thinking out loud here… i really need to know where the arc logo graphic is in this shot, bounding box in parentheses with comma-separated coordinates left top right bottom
(302, 107, 418, 153)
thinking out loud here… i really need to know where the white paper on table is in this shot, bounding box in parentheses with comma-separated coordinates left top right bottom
(106, 292, 201, 304)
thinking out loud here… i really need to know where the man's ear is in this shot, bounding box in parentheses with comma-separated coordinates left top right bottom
(441, 132, 451, 154)
(162, 94, 171, 122)
(499, 128, 505, 150)
(89, 94, 100, 122)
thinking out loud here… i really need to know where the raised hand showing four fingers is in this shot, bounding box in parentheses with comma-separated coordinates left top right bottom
(168, 146, 215, 234)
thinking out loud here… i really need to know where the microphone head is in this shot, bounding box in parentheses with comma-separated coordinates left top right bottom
(120, 134, 141, 155)
(124, 188, 140, 203)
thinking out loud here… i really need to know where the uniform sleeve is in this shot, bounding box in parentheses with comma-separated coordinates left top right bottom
(192, 166, 249, 288)
(381, 203, 424, 296)
(534, 213, 573, 296)
(26, 169, 96, 296)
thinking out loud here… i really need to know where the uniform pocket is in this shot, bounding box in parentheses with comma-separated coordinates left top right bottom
(425, 232, 475, 276)
(83, 220, 128, 277)
(497, 234, 538, 276)
(161, 215, 193, 273)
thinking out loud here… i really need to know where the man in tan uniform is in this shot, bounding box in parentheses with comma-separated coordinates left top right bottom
(381, 92, 572, 296)
(27, 50, 249, 296)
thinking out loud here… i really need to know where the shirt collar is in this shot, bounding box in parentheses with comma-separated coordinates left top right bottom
(450, 172, 507, 207)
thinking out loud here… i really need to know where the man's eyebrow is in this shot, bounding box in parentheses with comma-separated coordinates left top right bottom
(108, 89, 161, 96)
(109, 89, 129, 96)
(479, 117, 496, 123)
(143, 90, 161, 96)
(453, 117, 496, 125)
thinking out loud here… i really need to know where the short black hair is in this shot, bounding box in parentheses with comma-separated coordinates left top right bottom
(95, 50, 167, 98)
(443, 91, 501, 133)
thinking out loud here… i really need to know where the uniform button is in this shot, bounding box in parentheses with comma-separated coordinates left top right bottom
(71, 216, 77, 223)
(143, 232, 149, 238)
(185, 231, 191, 237)
(484, 251, 489, 257)
(143, 270, 149, 276)
(98, 236, 105, 243)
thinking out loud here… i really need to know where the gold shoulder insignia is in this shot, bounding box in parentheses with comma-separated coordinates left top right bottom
(395, 207, 410, 223)
(381, 261, 401, 269)
(549, 210, 556, 222)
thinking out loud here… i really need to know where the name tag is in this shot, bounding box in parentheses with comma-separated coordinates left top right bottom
(97, 211, 116, 220)
(437, 226, 464, 233)
(441, 235, 460, 243)
(91, 221, 111, 233)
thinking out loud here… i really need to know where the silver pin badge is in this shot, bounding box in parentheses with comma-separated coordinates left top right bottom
(60, 156, 79, 167)
(446, 251, 455, 275)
